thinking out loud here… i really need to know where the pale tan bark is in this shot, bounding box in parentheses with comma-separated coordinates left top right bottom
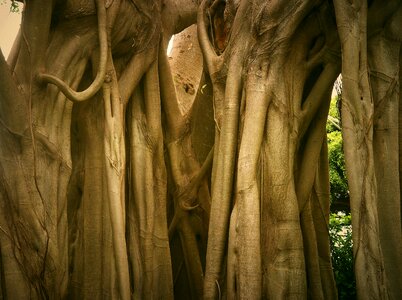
(126, 59, 174, 299)
(368, 7, 402, 298)
(334, 1, 388, 298)
(198, 0, 340, 298)
(230, 63, 269, 299)
(68, 90, 118, 299)
(1, 1, 402, 299)
(160, 30, 210, 299)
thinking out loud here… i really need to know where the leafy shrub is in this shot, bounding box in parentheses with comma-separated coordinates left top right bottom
(327, 131, 348, 206)
(329, 212, 356, 300)
(328, 80, 355, 299)
(326, 95, 349, 211)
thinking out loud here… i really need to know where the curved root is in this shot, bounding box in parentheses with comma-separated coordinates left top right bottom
(37, 0, 108, 102)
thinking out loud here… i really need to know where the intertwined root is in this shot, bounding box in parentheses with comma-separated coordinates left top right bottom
(198, 0, 341, 298)
(1, 0, 401, 299)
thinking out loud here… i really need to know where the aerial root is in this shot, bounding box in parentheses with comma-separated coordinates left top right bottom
(203, 56, 243, 299)
(227, 67, 269, 298)
(102, 47, 130, 300)
(168, 147, 214, 239)
(37, 0, 108, 102)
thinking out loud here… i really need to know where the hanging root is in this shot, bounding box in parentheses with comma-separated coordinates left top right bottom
(37, 0, 108, 102)
(103, 49, 130, 299)
(199, 1, 251, 297)
(229, 64, 269, 298)
(203, 55, 243, 299)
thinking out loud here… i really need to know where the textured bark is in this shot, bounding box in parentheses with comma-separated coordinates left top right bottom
(335, 1, 401, 299)
(199, 0, 341, 298)
(368, 3, 402, 298)
(0, 0, 401, 299)
(400, 43, 402, 233)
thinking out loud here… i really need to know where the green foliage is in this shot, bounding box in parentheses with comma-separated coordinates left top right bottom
(327, 96, 349, 208)
(329, 212, 356, 300)
(327, 130, 348, 205)
(0, 0, 19, 12)
(327, 94, 355, 298)
(326, 95, 341, 132)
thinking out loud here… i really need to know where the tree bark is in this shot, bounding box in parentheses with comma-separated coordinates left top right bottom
(334, 1, 388, 298)
(0, 0, 401, 299)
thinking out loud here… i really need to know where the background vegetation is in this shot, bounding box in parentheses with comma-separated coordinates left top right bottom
(327, 94, 349, 212)
(329, 212, 355, 300)
(327, 87, 356, 299)
(0, 0, 19, 12)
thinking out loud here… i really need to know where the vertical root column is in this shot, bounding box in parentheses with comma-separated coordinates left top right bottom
(228, 69, 269, 299)
(127, 59, 173, 299)
(103, 53, 130, 300)
(334, 1, 388, 298)
(311, 141, 337, 299)
(261, 103, 306, 299)
(369, 34, 402, 300)
(296, 87, 337, 299)
(203, 57, 243, 299)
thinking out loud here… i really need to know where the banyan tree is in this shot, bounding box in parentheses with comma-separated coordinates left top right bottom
(0, 0, 401, 299)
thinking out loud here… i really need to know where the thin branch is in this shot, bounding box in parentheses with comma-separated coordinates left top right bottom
(327, 115, 341, 130)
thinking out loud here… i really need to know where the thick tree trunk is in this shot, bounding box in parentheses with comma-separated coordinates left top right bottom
(0, 0, 401, 299)
(199, 0, 340, 298)
(335, 1, 402, 299)
(368, 4, 402, 298)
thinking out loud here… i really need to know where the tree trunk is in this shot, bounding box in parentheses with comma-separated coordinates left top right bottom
(335, 1, 402, 299)
(0, 0, 401, 299)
